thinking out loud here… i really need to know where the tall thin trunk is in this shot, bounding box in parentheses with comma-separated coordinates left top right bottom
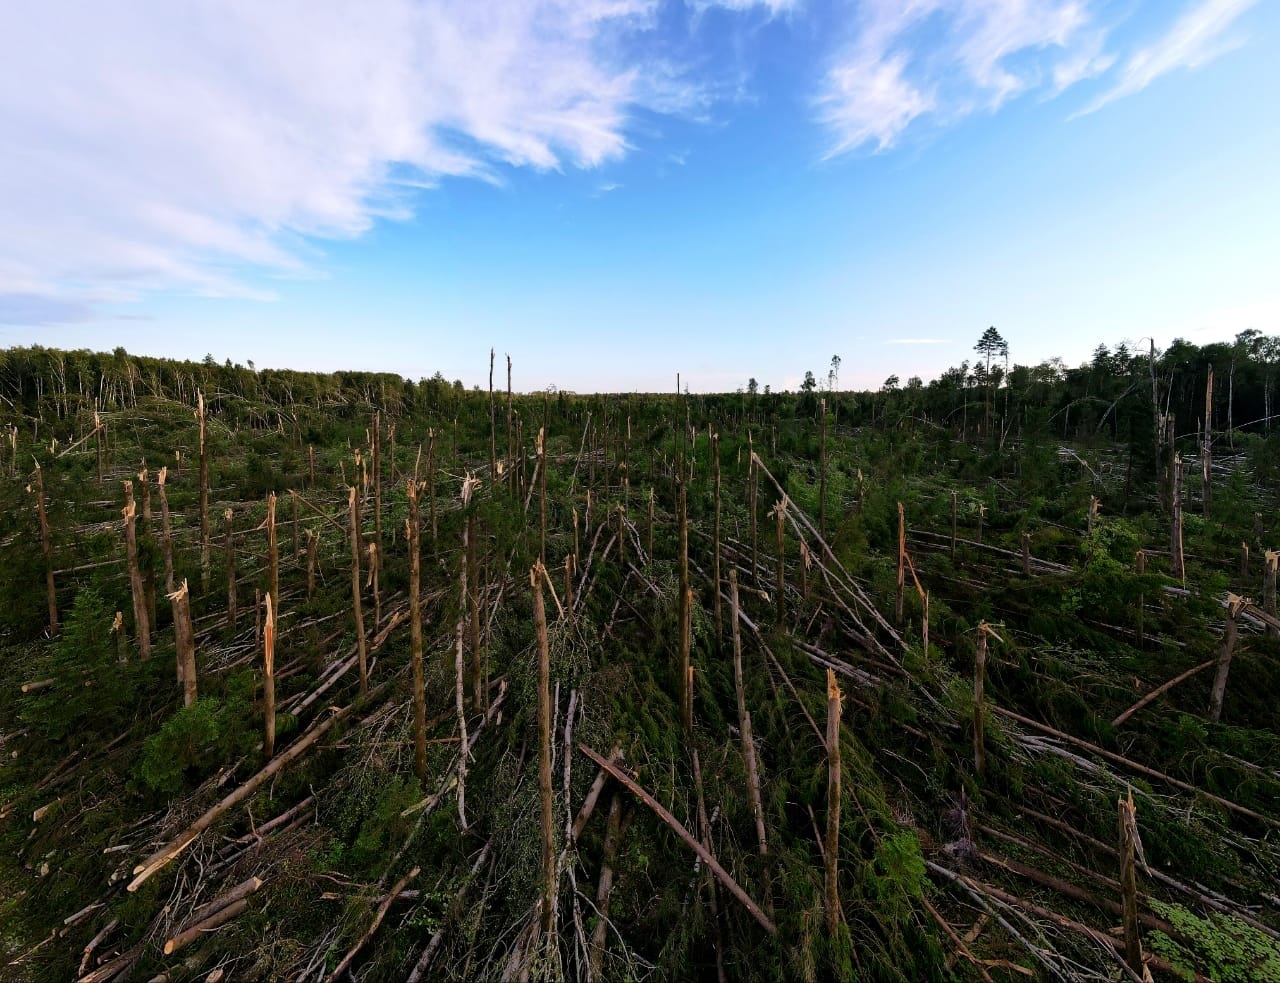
(538, 427, 548, 564)
(407, 480, 426, 784)
(349, 486, 368, 695)
(157, 467, 175, 592)
(731, 571, 767, 857)
(266, 492, 279, 622)
(749, 435, 758, 584)
(34, 460, 57, 635)
(824, 669, 842, 936)
(532, 562, 555, 937)
(467, 511, 484, 711)
(712, 431, 722, 639)
(263, 592, 276, 758)
(1265, 551, 1278, 639)
(895, 502, 906, 624)
(1202, 367, 1213, 515)
(170, 580, 196, 706)
(678, 480, 691, 733)
(455, 622, 469, 831)
(1150, 340, 1162, 508)
(1118, 792, 1143, 975)
(1209, 595, 1244, 721)
(198, 391, 210, 588)
(427, 429, 438, 547)
(305, 529, 318, 601)
(775, 498, 786, 624)
(290, 490, 300, 561)
(225, 509, 237, 630)
(308, 444, 315, 488)
(123, 481, 151, 660)
(1171, 454, 1185, 583)
(372, 412, 383, 605)
(489, 349, 497, 497)
(819, 398, 827, 540)
(974, 627, 988, 776)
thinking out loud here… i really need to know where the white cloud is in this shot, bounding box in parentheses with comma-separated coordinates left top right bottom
(818, 0, 1098, 155)
(1078, 0, 1256, 114)
(0, 0, 682, 314)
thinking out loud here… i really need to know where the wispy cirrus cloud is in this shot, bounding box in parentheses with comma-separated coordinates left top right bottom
(817, 0, 1098, 155)
(0, 0, 696, 319)
(1076, 0, 1257, 114)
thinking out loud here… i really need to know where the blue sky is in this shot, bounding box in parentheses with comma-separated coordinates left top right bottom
(0, 0, 1275, 392)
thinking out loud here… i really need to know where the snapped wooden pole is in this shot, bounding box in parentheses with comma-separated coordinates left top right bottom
(824, 669, 842, 936)
(266, 492, 279, 622)
(775, 497, 787, 624)
(1209, 594, 1244, 721)
(896, 502, 906, 624)
(1118, 791, 1143, 975)
(157, 466, 175, 592)
(263, 592, 276, 758)
(122, 482, 151, 661)
(974, 624, 989, 776)
(749, 431, 759, 584)
(1202, 366, 1213, 516)
(1265, 551, 1278, 638)
(348, 486, 368, 695)
(532, 562, 556, 938)
(34, 460, 57, 635)
(731, 570, 767, 857)
(1170, 454, 1185, 584)
(169, 580, 196, 707)
(197, 390, 210, 588)
(407, 480, 427, 784)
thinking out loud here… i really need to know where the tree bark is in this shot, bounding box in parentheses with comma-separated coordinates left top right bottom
(348, 486, 368, 695)
(122, 482, 151, 660)
(824, 669, 842, 936)
(533, 563, 556, 938)
(731, 570, 767, 857)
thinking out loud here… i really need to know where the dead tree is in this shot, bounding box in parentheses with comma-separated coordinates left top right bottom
(122, 482, 151, 661)
(1171, 454, 1185, 583)
(731, 570, 767, 857)
(34, 460, 57, 635)
(224, 509, 237, 630)
(266, 492, 279, 623)
(1118, 792, 1143, 975)
(532, 562, 556, 939)
(819, 397, 828, 539)
(157, 467, 175, 592)
(713, 431, 723, 638)
(825, 668, 842, 936)
(263, 593, 276, 757)
(197, 390, 210, 587)
(170, 580, 196, 706)
(1266, 551, 1278, 639)
(1202, 366, 1213, 515)
(1209, 594, 1245, 721)
(407, 480, 427, 784)
(348, 486, 368, 695)
(896, 502, 906, 624)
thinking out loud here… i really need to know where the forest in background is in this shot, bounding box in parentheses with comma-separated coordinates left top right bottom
(1, 333, 1279, 981)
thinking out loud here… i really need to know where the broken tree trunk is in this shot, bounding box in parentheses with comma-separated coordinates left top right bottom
(1203, 366, 1213, 516)
(122, 482, 151, 661)
(348, 486, 368, 695)
(224, 509, 236, 630)
(466, 511, 484, 710)
(306, 528, 319, 600)
(974, 626, 988, 776)
(819, 397, 827, 540)
(731, 570, 767, 857)
(170, 580, 196, 707)
(1265, 551, 1278, 639)
(533, 563, 556, 939)
(266, 492, 279, 625)
(579, 744, 777, 935)
(1171, 454, 1185, 583)
(407, 480, 427, 785)
(896, 502, 906, 624)
(263, 592, 276, 758)
(1209, 594, 1245, 722)
(825, 668, 842, 936)
(588, 794, 624, 979)
(157, 466, 174, 592)
(198, 390, 210, 588)
(34, 460, 57, 635)
(1118, 791, 1143, 975)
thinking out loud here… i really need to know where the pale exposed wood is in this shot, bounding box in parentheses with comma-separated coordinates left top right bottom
(263, 593, 276, 758)
(162, 898, 248, 955)
(533, 563, 555, 938)
(122, 483, 150, 660)
(824, 669, 842, 935)
(348, 486, 368, 695)
(730, 570, 767, 858)
(1209, 594, 1245, 721)
(326, 866, 419, 981)
(1118, 792, 1143, 975)
(170, 580, 197, 707)
(1112, 659, 1215, 728)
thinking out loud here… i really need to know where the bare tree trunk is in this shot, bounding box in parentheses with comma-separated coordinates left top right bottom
(34, 460, 57, 635)
(263, 593, 275, 758)
(1021, 531, 1031, 577)
(538, 427, 548, 564)
(266, 492, 279, 623)
(305, 529, 318, 600)
(1266, 551, 1278, 639)
(123, 481, 151, 660)
(372, 412, 383, 619)
(1202, 367, 1213, 516)
(349, 486, 368, 695)
(454, 622, 469, 830)
(974, 627, 988, 776)
(427, 429, 438, 547)
(647, 487, 655, 565)
(824, 669, 842, 936)
(532, 562, 555, 938)
(308, 444, 315, 489)
(489, 349, 497, 497)
(138, 467, 157, 630)
(225, 509, 237, 630)
(290, 489, 300, 561)
(819, 397, 828, 542)
(748, 433, 758, 584)
(588, 794, 623, 979)
(731, 570, 767, 857)
(1150, 339, 1162, 509)
(407, 479, 427, 784)
(1209, 595, 1244, 721)
(169, 580, 196, 706)
(1171, 454, 1185, 583)
(951, 490, 957, 561)
(198, 391, 210, 588)
(775, 497, 786, 624)
(895, 502, 905, 624)
(1118, 792, 1143, 975)
(466, 511, 484, 711)
(157, 467, 175, 592)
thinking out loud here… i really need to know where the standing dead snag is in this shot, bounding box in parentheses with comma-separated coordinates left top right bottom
(225, 509, 237, 630)
(266, 492, 279, 626)
(306, 529, 319, 600)
(138, 468, 156, 630)
(678, 479, 693, 733)
(538, 426, 548, 564)
(34, 460, 57, 635)
(122, 482, 151, 661)
(454, 623, 469, 831)
(825, 668, 842, 936)
(748, 432, 759, 584)
(1171, 454, 1185, 584)
(263, 593, 276, 758)
(532, 563, 556, 939)
(1118, 792, 1144, 975)
(463, 491, 484, 711)
(372, 412, 383, 603)
(974, 624, 993, 776)
(1209, 594, 1245, 722)
(170, 580, 196, 706)
(774, 497, 787, 624)
(407, 480, 427, 784)
(197, 390, 210, 587)
(896, 502, 906, 624)
(157, 467, 175, 592)
(1265, 551, 1278, 639)
(1202, 366, 1213, 516)
(731, 571, 767, 858)
(348, 486, 368, 695)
